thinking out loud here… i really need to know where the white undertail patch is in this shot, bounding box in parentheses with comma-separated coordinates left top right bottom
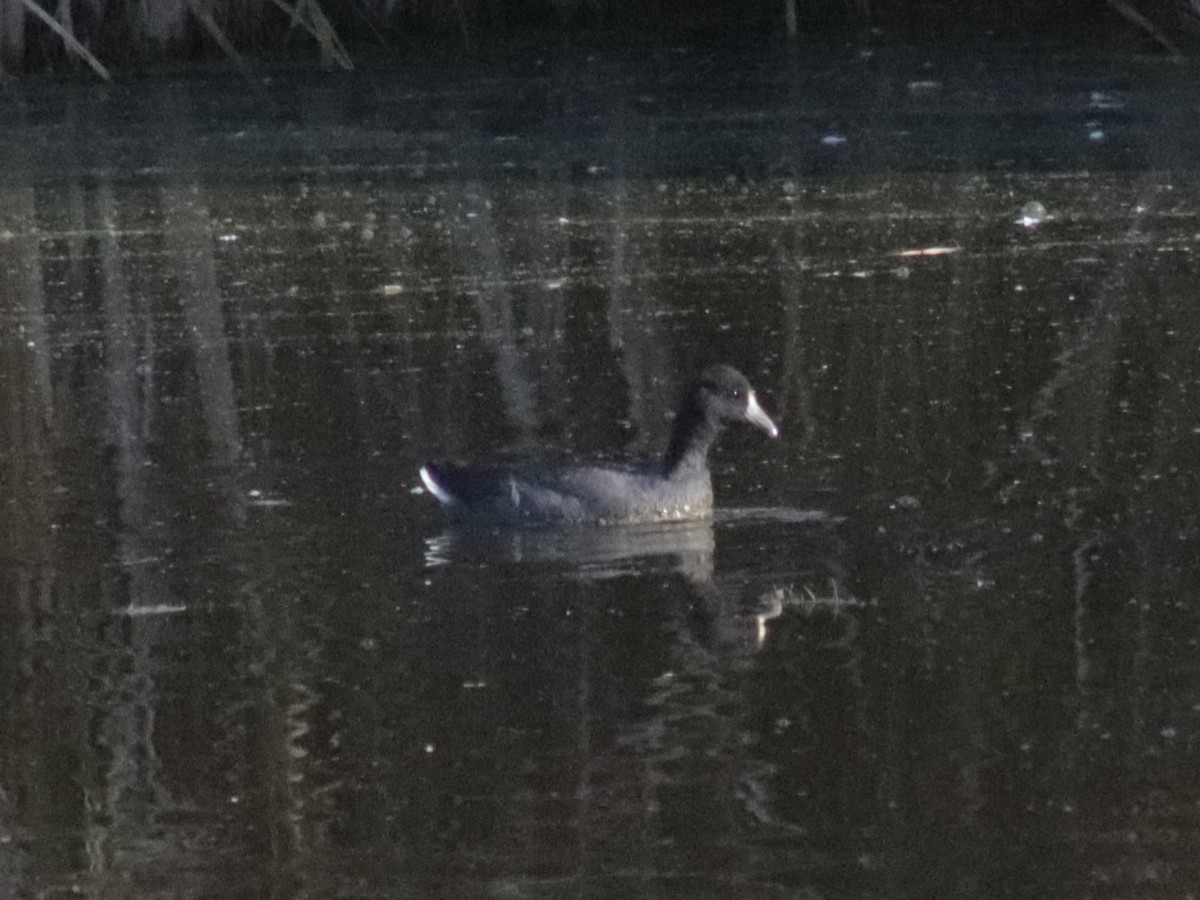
(419, 466, 455, 504)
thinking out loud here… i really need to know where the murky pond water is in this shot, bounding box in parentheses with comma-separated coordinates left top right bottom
(3, 45, 1200, 898)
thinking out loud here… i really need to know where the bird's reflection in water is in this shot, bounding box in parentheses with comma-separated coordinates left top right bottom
(424, 519, 716, 583)
(423, 505, 835, 662)
(421, 508, 846, 843)
(424, 506, 828, 575)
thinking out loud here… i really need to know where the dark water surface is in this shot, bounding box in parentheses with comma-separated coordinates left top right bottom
(3, 44, 1200, 899)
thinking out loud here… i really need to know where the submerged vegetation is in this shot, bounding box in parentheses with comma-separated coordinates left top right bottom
(0, 0, 1199, 78)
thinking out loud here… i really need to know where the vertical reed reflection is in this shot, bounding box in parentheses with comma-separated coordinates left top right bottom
(86, 178, 178, 879)
(604, 92, 675, 454)
(449, 175, 540, 440)
(161, 181, 243, 467)
(0, 180, 53, 557)
(0, 139, 61, 895)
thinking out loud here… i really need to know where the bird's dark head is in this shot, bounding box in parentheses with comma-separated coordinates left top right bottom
(695, 364, 779, 438)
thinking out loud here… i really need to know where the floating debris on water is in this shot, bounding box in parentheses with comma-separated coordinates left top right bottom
(894, 245, 961, 258)
(1015, 201, 1047, 229)
(247, 488, 292, 507)
(115, 603, 188, 617)
(1089, 90, 1124, 110)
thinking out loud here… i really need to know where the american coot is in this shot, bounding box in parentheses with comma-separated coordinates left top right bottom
(419, 364, 779, 526)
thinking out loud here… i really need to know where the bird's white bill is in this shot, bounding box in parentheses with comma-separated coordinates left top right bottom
(745, 391, 779, 438)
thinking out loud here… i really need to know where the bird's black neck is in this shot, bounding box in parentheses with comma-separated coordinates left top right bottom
(662, 393, 721, 477)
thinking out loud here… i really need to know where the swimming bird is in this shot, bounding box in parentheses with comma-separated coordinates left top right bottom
(419, 364, 778, 526)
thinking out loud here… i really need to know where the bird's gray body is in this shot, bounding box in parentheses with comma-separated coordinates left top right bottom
(419, 364, 778, 528)
(421, 461, 714, 526)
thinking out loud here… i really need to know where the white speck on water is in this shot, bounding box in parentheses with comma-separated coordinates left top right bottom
(1089, 90, 1123, 110)
(1088, 128, 1104, 142)
(1015, 201, 1046, 229)
(116, 603, 188, 617)
(895, 246, 960, 258)
(246, 489, 291, 507)
(820, 134, 847, 147)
